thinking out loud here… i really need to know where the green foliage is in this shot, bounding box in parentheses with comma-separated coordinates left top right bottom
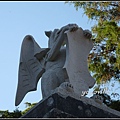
(97, 93, 120, 111)
(0, 102, 37, 118)
(21, 102, 37, 115)
(66, 1, 120, 111)
(0, 108, 22, 118)
(66, 2, 120, 22)
(66, 1, 120, 86)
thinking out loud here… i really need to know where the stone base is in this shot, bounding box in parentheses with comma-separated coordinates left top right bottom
(21, 88, 120, 118)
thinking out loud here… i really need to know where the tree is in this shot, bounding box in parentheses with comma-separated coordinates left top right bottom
(66, 1, 120, 91)
(66, 1, 120, 111)
(0, 108, 22, 118)
(21, 102, 37, 115)
(0, 102, 37, 118)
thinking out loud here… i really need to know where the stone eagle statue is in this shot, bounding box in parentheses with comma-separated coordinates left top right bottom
(15, 24, 95, 106)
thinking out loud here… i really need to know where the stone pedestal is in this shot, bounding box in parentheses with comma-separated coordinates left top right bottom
(21, 88, 120, 118)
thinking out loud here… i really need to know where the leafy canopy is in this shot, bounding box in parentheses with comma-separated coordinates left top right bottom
(66, 2, 120, 86)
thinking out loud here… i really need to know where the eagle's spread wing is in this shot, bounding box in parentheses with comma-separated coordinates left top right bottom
(15, 35, 49, 106)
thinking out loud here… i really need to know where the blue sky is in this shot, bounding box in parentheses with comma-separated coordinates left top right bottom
(0, 1, 119, 112)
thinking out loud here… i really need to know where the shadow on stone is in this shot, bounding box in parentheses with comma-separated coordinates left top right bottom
(21, 91, 120, 118)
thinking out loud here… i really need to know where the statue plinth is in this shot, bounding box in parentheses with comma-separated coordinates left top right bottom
(21, 88, 120, 118)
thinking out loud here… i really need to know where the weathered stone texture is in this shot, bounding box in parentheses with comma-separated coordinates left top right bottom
(21, 92, 120, 118)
